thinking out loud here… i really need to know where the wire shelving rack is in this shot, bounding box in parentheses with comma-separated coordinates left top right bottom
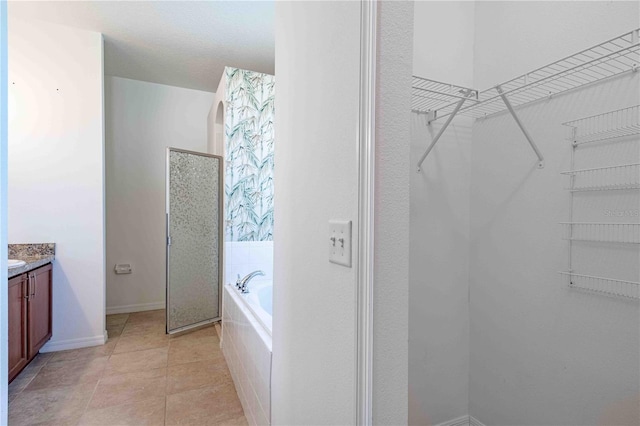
(562, 105, 640, 145)
(559, 272, 640, 300)
(414, 28, 640, 171)
(560, 222, 640, 244)
(560, 163, 640, 192)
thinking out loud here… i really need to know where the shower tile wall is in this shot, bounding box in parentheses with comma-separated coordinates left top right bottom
(225, 241, 274, 285)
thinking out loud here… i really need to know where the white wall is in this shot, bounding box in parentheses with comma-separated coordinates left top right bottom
(8, 18, 106, 350)
(105, 76, 213, 313)
(413, 1, 475, 87)
(272, 1, 360, 423)
(374, 2, 412, 424)
(0, 0, 8, 420)
(469, 2, 640, 425)
(410, 2, 475, 424)
(474, 1, 640, 90)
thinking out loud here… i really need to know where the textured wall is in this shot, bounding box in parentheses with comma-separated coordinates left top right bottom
(410, 2, 475, 424)
(225, 67, 275, 242)
(272, 1, 360, 423)
(470, 3, 640, 424)
(374, 2, 413, 424)
(105, 76, 213, 314)
(8, 18, 106, 350)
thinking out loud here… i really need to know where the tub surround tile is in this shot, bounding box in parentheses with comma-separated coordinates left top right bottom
(223, 285, 272, 425)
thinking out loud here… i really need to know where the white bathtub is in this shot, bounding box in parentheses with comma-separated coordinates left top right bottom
(222, 282, 272, 426)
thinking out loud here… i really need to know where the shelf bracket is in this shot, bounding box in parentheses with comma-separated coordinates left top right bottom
(417, 90, 474, 172)
(496, 85, 545, 169)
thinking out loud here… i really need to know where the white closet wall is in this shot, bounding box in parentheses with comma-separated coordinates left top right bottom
(469, 2, 639, 425)
(411, 2, 639, 425)
(410, 3, 475, 424)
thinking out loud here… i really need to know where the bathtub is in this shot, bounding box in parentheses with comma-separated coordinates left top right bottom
(222, 281, 272, 426)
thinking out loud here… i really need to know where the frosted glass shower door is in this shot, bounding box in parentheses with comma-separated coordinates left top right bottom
(166, 148, 223, 333)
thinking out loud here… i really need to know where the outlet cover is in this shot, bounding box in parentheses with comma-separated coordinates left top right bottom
(329, 220, 352, 267)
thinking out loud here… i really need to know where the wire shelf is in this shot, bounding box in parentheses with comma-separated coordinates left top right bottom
(561, 222, 640, 244)
(421, 29, 639, 121)
(562, 105, 640, 145)
(560, 163, 640, 191)
(411, 76, 478, 115)
(559, 272, 639, 300)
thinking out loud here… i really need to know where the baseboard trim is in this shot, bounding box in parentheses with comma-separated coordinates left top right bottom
(470, 415, 486, 426)
(106, 302, 165, 315)
(435, 415, 486, 426)
(39, 333, 107, 353)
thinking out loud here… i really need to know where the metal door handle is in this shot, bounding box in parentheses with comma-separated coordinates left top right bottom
(30, 274, 36, 299)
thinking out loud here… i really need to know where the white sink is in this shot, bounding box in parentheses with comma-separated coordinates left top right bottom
(8, 259, 26, 269)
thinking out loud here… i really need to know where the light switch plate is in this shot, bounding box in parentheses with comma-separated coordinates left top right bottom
(329, 220, 352, 267)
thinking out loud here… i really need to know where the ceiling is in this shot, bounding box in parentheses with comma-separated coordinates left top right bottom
(8, 1, 275, 92)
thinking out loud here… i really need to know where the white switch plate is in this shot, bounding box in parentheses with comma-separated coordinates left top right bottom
(329, 220, 352, 267)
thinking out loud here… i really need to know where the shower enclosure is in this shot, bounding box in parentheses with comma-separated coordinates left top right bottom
(166, 148, 223, 334)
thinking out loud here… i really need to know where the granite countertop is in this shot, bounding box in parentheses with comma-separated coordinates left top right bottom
(8, 243, 55, 279)
(8, 255, 55, 279)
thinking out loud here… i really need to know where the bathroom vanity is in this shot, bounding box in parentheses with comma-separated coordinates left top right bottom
(8, 244, 54, 383)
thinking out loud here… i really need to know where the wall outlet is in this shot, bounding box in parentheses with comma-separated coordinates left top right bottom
(114, 263, 132, 274)
(329, 220, 352, 267)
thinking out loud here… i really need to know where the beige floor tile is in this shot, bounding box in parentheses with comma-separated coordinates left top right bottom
(105, 347, 169, 376)
(106, 313, 129, 327)
(121, 320, 167, 337)
(78, 395, 166, 426)
(165, 382, 244, 425)
(88, 367, 167, 410)
(170, 325, 218, 343)
(18, 357, 48, 378)
(216, 415, 249, 426)
(166, 358, 232, 395)
(106, 323, 125, 338)
(25, 356, 108, 391)
(168, 336, 224, 366)
(49, 339, 118, 363)
(113, 332, 170, 354)
(9, 375, 34, 396)
(8, 383, 97, 426)
(126, 309, 165, 324)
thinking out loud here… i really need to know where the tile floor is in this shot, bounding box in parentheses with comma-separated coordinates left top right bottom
(8, 310, 247, 426)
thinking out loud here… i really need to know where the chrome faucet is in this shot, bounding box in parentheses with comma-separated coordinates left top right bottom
(236, 270, 265, 294)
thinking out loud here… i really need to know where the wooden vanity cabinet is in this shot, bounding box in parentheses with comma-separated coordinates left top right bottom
(27, 264, 53, 357)
(8, 274, 29, 382)
(8, 263, 52, 382)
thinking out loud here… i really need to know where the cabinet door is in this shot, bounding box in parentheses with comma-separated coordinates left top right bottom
(27, 264, 52, 358)
(8, 275, 28, 382)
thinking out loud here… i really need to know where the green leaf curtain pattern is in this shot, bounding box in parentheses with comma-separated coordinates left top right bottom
(225, 67, 275, 242)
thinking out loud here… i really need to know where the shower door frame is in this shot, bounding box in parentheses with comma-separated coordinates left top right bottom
(165, 147, 224, 334)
